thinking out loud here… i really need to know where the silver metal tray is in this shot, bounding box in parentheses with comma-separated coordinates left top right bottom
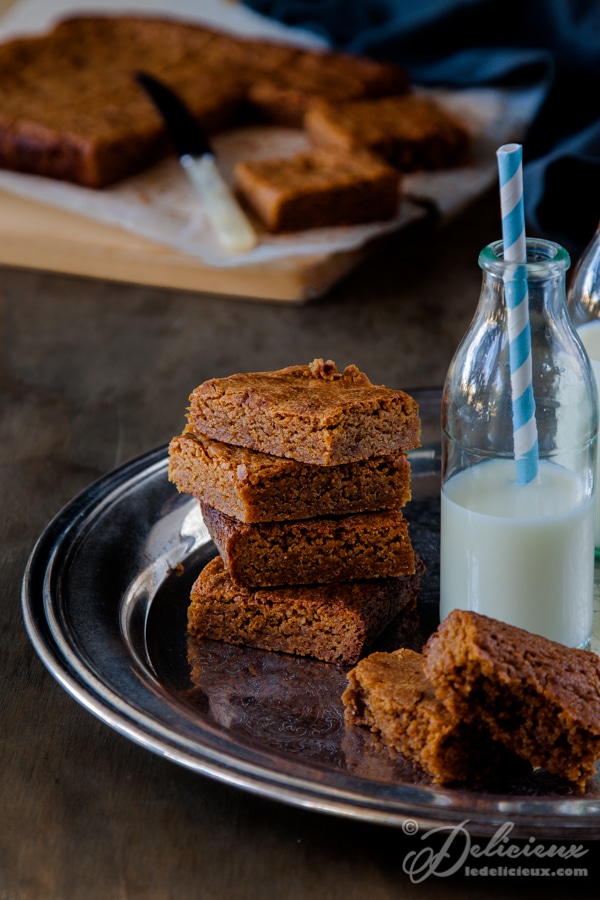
(21, 390, 600, 839)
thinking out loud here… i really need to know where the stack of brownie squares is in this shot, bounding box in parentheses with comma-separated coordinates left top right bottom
(168, 359, 424, 666)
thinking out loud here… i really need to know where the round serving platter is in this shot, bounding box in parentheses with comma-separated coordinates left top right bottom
(21, 390, 600, 839)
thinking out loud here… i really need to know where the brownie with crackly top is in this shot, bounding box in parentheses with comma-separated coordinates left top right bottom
(187, 359, 420, 466)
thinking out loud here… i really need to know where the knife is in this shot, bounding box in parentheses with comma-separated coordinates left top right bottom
(135, 71, 258, 254)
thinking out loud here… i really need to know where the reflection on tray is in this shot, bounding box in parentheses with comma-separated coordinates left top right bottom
(183, 632, 591, 796)
(186, 637, 350, 766)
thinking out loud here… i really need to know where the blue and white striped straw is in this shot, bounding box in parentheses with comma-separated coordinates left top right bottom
(497, 143, 539, 484)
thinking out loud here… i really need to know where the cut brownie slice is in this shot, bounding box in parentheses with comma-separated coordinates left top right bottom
(343, 648, 529, 784)
(424, 609, 600, 789)
(168, 428, 412, 523)
(234, 148, 400, 232)
(305, 94, 472, 172)
(201, 501, 416, 588)
(187, 359, 420, 465)
(188, 555, 423, 665)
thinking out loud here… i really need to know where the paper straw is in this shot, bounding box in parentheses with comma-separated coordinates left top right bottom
(497, 143, 539, 483)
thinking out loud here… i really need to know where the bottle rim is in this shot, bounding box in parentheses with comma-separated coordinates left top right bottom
(479, 238, 570, 278)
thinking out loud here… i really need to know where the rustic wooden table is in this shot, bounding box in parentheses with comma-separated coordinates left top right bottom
(2, 188, 598, 899)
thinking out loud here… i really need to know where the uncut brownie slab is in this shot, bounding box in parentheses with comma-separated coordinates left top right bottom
(424, 609, 600, 789)
(343, 648, 528, 784)
(188, 555, 423, 665)
(0, 16, 246, 187)
(187, 359, 420, 465)
(201, 501, 416, 588)
(234, 148, 400, 232)
(168, 428, 412, 523)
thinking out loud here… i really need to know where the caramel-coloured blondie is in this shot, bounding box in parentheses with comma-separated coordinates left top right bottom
(201, 501, 416, 588)
(247, 46, 408, 126)
(343, 648, 528, 784)
(188, 555, 423, 665)
(235, 148, 400, 232)
(305, 94, 471, 171)
(168, 428, 411, 522)
(424, 610, 600, 790)
(187, 359, 420, 466)
(0, 16, 246, 187)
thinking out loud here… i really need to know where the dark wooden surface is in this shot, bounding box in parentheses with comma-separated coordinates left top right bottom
(2, 189, 597, 899)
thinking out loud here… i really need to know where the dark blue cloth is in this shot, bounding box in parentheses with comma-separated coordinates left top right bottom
(244, 0, 600, 257)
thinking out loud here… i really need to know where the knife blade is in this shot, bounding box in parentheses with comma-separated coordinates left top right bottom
(135, 71, 258, 254)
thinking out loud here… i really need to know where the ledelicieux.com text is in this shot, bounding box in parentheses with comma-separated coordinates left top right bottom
(465, 865, 587, 877)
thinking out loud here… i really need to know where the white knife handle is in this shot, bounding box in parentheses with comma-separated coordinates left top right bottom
(181, 153, 258, 253)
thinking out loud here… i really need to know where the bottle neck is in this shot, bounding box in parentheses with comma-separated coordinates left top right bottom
(478, 237, 570, 320)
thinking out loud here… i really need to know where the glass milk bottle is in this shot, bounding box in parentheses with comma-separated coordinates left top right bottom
(568, 220, 600, 551)
(440, 237, 597, 648)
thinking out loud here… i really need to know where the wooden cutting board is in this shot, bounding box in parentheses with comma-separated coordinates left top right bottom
(0, 188, 372, 302)
(0, 0, 371, 303)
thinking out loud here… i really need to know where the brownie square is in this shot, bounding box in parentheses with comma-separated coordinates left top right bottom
(187, 359, 420, 466)
(305, 93, 472, 171)
(234, 148, 400, 232)
(188, 555, 423, 665)
(168, 428, 412, 523)
(424, 609, 600, 789)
